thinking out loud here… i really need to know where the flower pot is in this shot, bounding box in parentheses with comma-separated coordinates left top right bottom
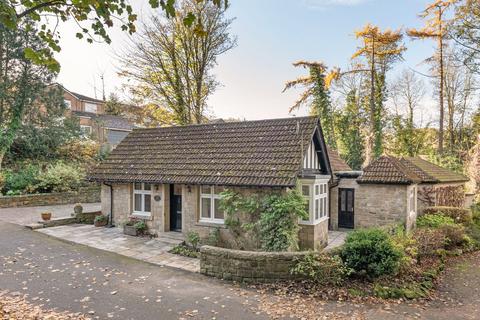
(41, 212, 52, 221)
(94, 220, 108, 227)
(73, 203, 83, 215)
(123, 225, 138, 236)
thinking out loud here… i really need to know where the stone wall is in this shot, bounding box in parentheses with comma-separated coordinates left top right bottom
(330, 179, 414, 231)
(298, 219, 329, 250)
(0, 186, 100, 208)
(200, 245, 307, 283)
(102, 183, 165, 234)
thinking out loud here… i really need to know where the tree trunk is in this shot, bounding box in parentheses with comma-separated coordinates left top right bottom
(438, 8, 445, 154)
(366, 41, 376, 165)
(0, 151, 4, 171)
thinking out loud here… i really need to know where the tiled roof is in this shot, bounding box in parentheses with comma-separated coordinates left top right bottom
(96, 114, 134, 131)
(326, 147, 352, 172)
(357, 156, 422, 185)
(70, 91, 105, 104)
(87, 116, 321, 187)
(72, 111, 134, 131)
(401, 157, 469, 183)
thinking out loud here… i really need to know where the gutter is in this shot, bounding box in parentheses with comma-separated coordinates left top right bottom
(103, 183, 114, 228)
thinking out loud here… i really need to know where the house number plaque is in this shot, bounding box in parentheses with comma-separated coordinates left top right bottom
(154, 195, 161, 202)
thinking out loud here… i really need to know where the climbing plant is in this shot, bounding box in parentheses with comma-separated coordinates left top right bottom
(220, 188, 308, 252)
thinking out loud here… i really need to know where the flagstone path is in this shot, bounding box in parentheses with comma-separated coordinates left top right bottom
(37, 224, 200, 273)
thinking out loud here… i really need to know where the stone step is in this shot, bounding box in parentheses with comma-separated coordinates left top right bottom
(25, 223, 45, 230)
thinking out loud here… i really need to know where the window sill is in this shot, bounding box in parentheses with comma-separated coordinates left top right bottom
(195, 221, 226, 228)
(130, 213, 153, 221)
(299, 217, 329, 226)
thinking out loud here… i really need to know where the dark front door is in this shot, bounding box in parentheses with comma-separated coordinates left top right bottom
(170, 185, 182, 231)
(338, 188, 354, 229)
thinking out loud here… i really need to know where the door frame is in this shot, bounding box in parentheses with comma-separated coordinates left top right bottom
(169, 184, 182, 231)
(338, 188, 355, 229)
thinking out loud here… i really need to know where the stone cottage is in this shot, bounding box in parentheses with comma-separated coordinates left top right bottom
(88, 116, 468, 250)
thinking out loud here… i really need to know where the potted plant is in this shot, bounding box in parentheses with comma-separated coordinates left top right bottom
(41, 212, 52, 221)
(73, 203, 83, 216)
(123, 217, 147, 236)
(94, 215, 108, 227)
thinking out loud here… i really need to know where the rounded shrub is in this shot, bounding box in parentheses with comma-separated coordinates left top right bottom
(417, 214, 455, 228)
(340, 228, 403, 279)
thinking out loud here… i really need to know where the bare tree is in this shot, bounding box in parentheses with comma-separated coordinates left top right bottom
(391, 69, 426, 126)
(118, 0, 236, 125)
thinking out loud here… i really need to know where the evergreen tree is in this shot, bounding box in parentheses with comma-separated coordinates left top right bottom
(0, 21, 60, 169)
(337, 90, 364, 169)
(284, 61, 336, 148)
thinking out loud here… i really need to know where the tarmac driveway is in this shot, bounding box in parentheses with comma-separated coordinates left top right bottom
(0, 203, 101, 226)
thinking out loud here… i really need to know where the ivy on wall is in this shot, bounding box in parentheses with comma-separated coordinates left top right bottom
(220, 188, 308, 252)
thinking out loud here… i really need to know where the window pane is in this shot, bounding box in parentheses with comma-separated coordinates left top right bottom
(304, 199, 310, 218)
(315, 199, 320, 220)
(144, 183, 151, 191)
(201, 198, 211, 218)
(323, 198, 327, 217)
(134, 183, 142, 190)
(214, 186, 224, 194)
(302, 185, 310, 196)
(347, 192, 353, 211)
(315, 185, 319, 196)
(340, 191, 346, 211)
(144, 195, 151, 212)
(201, 186, 212, 194)
(134, 194, 142, 211)
(214, 199, 224, 219)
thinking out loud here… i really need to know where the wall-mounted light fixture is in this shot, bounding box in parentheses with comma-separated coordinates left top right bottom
(155, 184, 159, 191)
(187, 185, 192, 193)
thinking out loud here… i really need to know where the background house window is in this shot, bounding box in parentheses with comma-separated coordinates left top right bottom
(300, 179, 329, 224)
(64, 99, 71, 109)
(200, 186, 224, 223)
(85, 103, 97, 113)
(133, 183, 152, 216)
(80, 125, 92, 137)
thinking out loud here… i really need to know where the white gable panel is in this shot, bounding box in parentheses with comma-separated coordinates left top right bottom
(303, 139, 320, 170)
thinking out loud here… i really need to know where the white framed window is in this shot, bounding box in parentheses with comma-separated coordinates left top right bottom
(85, 102, 97, 113)
(64, 99, 72, 109)
(300, 178, 329, 224)
(80, 125, 92, 136)
(133, 183, 152, 216)
(200, 186, 224, 224)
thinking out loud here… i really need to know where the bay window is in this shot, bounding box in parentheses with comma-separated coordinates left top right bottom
(300, 179, 329, 224)
(200, 186, 224, 223)
(133, 183, 152, 216)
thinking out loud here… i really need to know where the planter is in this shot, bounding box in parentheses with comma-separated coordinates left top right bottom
(123, 225, 138, 236)
(94, 220, 108, 227)
(73, 203, 83, 215)
(41, 212, 52, 221)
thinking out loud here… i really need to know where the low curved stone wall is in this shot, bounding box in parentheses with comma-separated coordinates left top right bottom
(200, 245, 308, 283)
(0, 186, 100, 208)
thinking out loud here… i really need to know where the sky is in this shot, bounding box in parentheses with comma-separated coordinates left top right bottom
(54, 0, 439, 122)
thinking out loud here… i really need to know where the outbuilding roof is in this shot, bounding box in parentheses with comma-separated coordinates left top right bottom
(87, 116, 323, 187)
(400, 157, 469, 183)
(326, 147, 352, 172)
(357, 156, 422, 185)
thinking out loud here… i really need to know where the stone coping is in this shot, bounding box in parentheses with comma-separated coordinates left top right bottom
(0, 186, 100, 208)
